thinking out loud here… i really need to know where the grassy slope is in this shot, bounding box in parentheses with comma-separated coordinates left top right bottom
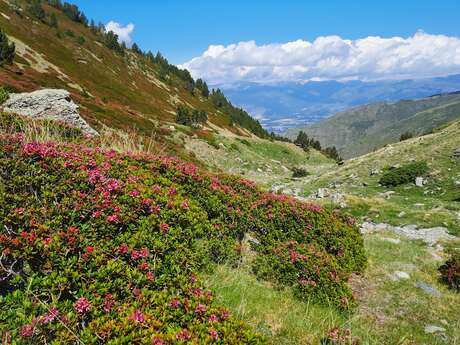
(285, 93, 460, 159)
(204, 235, 460, 345)
(305, 118, 460, 236)
(200, 118, 460, 344)
(0, 1, 245, 135)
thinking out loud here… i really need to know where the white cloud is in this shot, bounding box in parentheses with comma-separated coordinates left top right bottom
(180, 32, 460, 85)
(105, 21, 135, 46)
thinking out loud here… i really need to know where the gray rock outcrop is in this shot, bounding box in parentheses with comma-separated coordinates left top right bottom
(2, 89, 98, 136)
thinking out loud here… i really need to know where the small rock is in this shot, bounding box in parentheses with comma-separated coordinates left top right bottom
(316, 188, 329, 199)
(415, 177, 425, 187)
(451, 148, 460, 159)
(370, 169, 381, 176)
(380, 237, 401, 244)
(424, 325, 446, 334)
(391, 271, 410, 280)
(397, 211, 406, 217)
(169, 125, 175, 131)
(415, 282, 442, 297)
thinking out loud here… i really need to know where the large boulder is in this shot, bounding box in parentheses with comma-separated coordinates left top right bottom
(2, 89, 98, 136)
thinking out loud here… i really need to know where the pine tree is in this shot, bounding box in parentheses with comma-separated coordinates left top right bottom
(131, 43, 142, 55)
(28, 0, 46, 21)
(49, 13, 58, 28)
(0, 30, 15, 66)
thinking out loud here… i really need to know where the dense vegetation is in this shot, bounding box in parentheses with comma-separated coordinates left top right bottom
(0, 114, 365, 342)
(295, 131, 342, 161)
(439, 250, 460, 292)
(175, 106, 208, 127)
(379, 161, 429, 187)
(0, 29, 15, 66)
(2, 0, 269, 138)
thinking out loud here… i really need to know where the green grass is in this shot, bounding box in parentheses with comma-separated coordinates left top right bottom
(203, 265, 346, 345)
(204, 235, 460, 345)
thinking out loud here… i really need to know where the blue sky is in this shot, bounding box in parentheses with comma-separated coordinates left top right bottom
(72, 0, 460, 65)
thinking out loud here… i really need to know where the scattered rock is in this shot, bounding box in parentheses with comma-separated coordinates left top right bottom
(390, 271, 410, 280)
(2, 89, 98, 136)
(315, 188, 330, 199)
(379, 191, 395, 199)
(397, 211, 406, 217)
(379, 237, 401, 244)
(370, 169, 381, 176)
(424, 325, 446, 334)
(451, 148, 460, 159)
(415, 177, 425, 187)
(331, 193, 347, 208)
(360, 222, 456, 245)
(169, 125, 175, 131)
(415, 282, 442, 297)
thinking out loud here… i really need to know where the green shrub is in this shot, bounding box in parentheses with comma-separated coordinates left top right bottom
(439, 250, 460, 292)
(0, 115, 366, 342)
(292, 167, 309, 178)
(0, 30, 15, 66)
(379, 161, 429, 187)
(399, 131, 414, 141)
(0, 87, 9, 104)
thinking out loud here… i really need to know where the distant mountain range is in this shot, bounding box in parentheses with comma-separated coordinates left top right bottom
(284, 92, 460, 159)
(218, 75, 460, 132)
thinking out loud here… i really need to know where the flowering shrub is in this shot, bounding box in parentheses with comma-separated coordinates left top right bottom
(0, 114, 366, 343)
(379, 161, 429, 187)
(321, 327, 361, 344)
(439, 250, 460, 292)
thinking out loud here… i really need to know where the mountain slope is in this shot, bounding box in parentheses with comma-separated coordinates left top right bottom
(220, 75, 460, 132)
(0, 0, 266, 138)
(285, 92, 460, 158)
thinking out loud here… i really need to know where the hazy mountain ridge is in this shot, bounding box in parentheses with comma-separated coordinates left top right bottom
(284, 92, 460, 158)
(219, 75, 460, 132)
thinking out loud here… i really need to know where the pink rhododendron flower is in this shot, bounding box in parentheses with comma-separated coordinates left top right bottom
(194, 303, 206, 315)
(106, 214, 120, 223)
(129, 190, 140, 198)
(138, 261, 149, 270)
(208, 314, 219, 323)
(160, 223, 170, 233)
(39, 307, 59, 324)
(118, 243, 129, 254)
(209, 329, 219, 340)
(20, 324, 34, 337)
(74, 297, 91, 314)
(43, 237, 53, 247)
(152, 336, 164, 345)
(169, 299, 181, 309)
(128, 309, 145, 323)
(150, 205, 161, 214)
(146, 272, 155, 281)
(176, 329, 192, 340)
(181, 201, 189, 210)
(103, 294, 115, 313)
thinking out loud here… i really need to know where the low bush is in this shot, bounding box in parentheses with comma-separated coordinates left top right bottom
(0, 114, 365, 342)
(379, 161, 429, 187)
(439, 250, 460, 292)
(292, 167, 309, 178)
(0, 87, 8, 104)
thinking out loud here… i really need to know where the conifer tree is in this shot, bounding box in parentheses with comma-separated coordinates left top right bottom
(0, 30, 15, 66)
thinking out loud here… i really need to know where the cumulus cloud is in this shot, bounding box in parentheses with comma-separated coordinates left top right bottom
(105, 21, 135, 46)
(180, 32, 460, 85)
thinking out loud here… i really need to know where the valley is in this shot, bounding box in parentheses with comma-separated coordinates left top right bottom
(0, 1, 459, 344)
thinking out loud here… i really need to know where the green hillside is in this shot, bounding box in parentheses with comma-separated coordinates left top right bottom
(0, 0, 267, 138)
(286, 92, 460, 158)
